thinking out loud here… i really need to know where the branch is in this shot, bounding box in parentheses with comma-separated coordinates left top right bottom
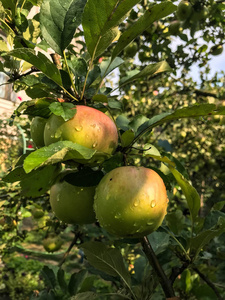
(141, 236, 178, 299)
(169, 262, 190, 285)
(192, 267, 223, 300)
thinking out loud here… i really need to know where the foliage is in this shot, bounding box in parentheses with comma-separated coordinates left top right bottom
(0, 0, 225, 299)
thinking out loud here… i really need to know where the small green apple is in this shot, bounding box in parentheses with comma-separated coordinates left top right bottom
(50, 173, 96, 224)
(124, 42, 138, 58)
(211, 45, 223, 56)
(177, 1, 192, 21)
(43, 236, 63, 253)
(30, 116, 47, 148)
(169, 20, 182, 36)
(94, 166, 168, 238)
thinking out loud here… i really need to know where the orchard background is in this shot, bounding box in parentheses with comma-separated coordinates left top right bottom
(0, 0, 225, 299)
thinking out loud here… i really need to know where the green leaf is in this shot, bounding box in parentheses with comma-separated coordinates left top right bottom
(137, 104, 225, 137)
(111, 2, 176, 60)
(68, 270, 88, 296)
(108, 99, 123, 111)
(6, 48, 62, 86)
(119, 61, 172, 86)
(57, 269, 67, 293)
(81, 241, 131, 289)
(20, 164, 61, 197)
(41, 266, 57, 289)
(40, 0, 87, 55)
(86, 65, 101, 87)
(82, 0, 141, 58)
(121, 129, 135, 147)
(49, 102, 77, 121)
(92, 94, 108, 103)
(23, 141, 97, 173)
(168, 167, 200, 222)
(95, 27, 120, 58)
(63, 168, 104, 187)
(148, 231, 170, 255)
(116, 115, 130, 131)
(71, 292, 97, 300)
(68, 57, 87, 77)
(190, 217, 225, 260)
(100, 57, 124, 78)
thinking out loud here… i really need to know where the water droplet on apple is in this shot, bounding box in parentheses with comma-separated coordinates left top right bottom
(147, 221, 153, 226)
(115, 212, 121, 219)
(92, 142, 98, 148)
(133, 200, 139, 207)
(75, 126, 83, 132)
(56, 195, 60, 202)
(150, 200, 156, 208)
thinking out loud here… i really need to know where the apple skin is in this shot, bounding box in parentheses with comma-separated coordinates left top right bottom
(176, 1, 192, 21)
(50, 178, 96, 224)
(94, 166, 168, 238)
(43, 236, 63, 253)
(169, 21, 182, 36)
(44, 105, 118, 164)
(211, 45, 223, 56)
(30, 116, 47, 148)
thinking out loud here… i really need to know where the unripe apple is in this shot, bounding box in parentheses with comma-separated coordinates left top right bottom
(177, 1, 192, 21)
(94, 166, 168, 238)
(50, 175, 96, 224)
(124, 42, 138, 58)
(44, 105, 118, 164)
(30, 116, 47, 148)
(43, 236, 63, 253)
(191, 7, 207, 22)
(169, 21, 182, 36)
(211, 45, 223, 56)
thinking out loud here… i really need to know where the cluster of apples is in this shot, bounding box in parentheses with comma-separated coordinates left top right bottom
(30, 105, 168, 238)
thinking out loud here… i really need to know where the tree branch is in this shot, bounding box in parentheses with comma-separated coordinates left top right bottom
(141, 236, 178, 299)
(192, 267, 223, 300)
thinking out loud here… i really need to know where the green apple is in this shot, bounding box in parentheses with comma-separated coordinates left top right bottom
(211, 45, 223, 56)
(191, 7, 207, 22)
(177, 1, 192, 21)
(31, 207, 44, 219)
(94, 166, 168, 238)
(124, 42, 138, 58)
(44, 105, 118, 164)
(169, 20, 182, 36)
(30, 116, 47, 148)
(50, 174, 96, 224)
(43, 236, 63, 252)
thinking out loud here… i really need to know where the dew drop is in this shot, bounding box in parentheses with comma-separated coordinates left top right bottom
(75, 126, 83, 132)
(92, 142, 98, 148)
(115, 212, 121, 219)
(147, 221, 153, 226)
(133, 200, 139, 207)
(150, 200, 156, 208)
(56, 195, 60, 202)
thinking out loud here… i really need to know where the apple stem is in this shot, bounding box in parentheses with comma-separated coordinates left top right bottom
(141, 236, 177, 299)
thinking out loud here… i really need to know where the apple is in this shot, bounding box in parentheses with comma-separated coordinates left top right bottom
(211, 45, 223, 56)
(50, 174, 96, 224)
(31, 207, 44, 219)
(30, 116, 47, 148)
(169, 21, 182, 36)
(94, 166, 168, 238)
(176, 1, 192, 21)
(44, 105, 118, 164)
(124, 42, 138, 58)
(43, 236, 63, 252)
(191, 7, 207, 22)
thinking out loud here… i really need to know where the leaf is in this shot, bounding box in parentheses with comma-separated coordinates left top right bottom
(23, 141, 97, 173)
(20, 164, 61, 197)
(168, 167, 200, 222)
(92, 94, 108, 103)
(95, 27, 120, 58)
(82, 0, 141, 57)
(64, 168, 104, 187)
(81, 241, 131, 288)
(57, 269, 67, 293)
(71, 292, 97, 300)
(120, 61, 171, 86)
(148, 231, 170, 255)
(68, 57, 87, 77)
(49, 102, 77, 121)
(100, 57, 124, 78)
(6, 48, 62, 86)
(137, 104, 225, 137)
(86, 65, 101, 87)
(190, 217, 225, 260)
(116, 115, 130, 131)
(112, 2, 176, 60)
(121, 130, 135, 148)
(40, 0, 87, 55)
(68, 270, 87, 296)
(41, 266, 57, 289)
(108, 99, 123, 111)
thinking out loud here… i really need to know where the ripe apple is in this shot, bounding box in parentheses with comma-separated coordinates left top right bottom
(44, 105, 118, 164)
(43, 236, 63, 252)
(176, 1, 192, 21)
(50, 175, 96, 224)
(211, 45, 223, 56)
(94, 166, 168, 238)
(30, 116, 47, 148)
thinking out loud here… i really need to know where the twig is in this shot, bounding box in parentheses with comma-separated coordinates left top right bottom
(58, 231, 82, 267)
(141, 236, 177, 299)
(192, 267, 223, 300)
(169, 262, 190, 285)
